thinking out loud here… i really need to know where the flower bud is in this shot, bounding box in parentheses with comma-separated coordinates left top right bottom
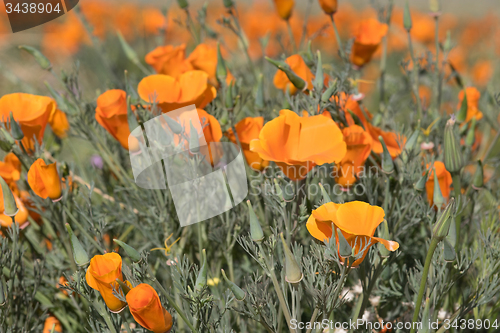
(189, 120, 200, 153)
(319, 183, 331, 203)
(432, 169, 445, 208)
(443, 238, 456, 262)
(321, 83, 336, 103)
(282, 182, 295, 202)
(402, 127, 420, 163)
(164, 114, 183, 135)
(444, 118, 464, 173)
(379, 136, 394, 174)
(115, 278, 131, 296)
(113, 239, 142, 263)
(195, 249, 208, 291)
(313, 51, 324, 91)
(216, 43, 227, 84)
(456, 89, 468, 123)
(280, 233, 303, 284)
(348, 110, 366, 130)
(318, 0, 338, 15)
(414, 170, 429, 192)
(336, 228, 352, 259)
(255, 74, 265, 109)
(177, 0, 189, 9)
(65, 223, 90, 266)
(221, 269, 246, 301)
(472, 160, 484, 190)
(19, 45, 51, 70)
(0, 176, 18, 217)
(117, 32, 141, 69)
(304, 40, 314, 66)
(432, 198, 455, 241)
(429, 0, 441, 13)
(247, 200, 264, 242)
(223, 0, 234, 8)
(403, 0, 412, 31)
(9, 112, 24, 140)
(265, 57, 306, 91)
(465, 117, 476, 147)
(0, 128, 15, 146)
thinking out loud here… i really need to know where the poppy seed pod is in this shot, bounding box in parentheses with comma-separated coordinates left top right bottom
(280, 233, 303, 284)
(114, 239, 142, 263)
(195, 249, 208, 291)
(247, 200, 264, 243)
(221, 269, 246, 301)
(0, 176, 18, 217)
(432, 198, 455, 241)
(65, 224, 89, 266)
(313, 51, 324, 91)
(444, 118, 464, 173)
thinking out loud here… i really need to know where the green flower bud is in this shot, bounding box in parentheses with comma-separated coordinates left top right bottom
(265, 57, 306, 91)
(221, 269, 246, 301)
(444, 118, 464, 173)
(113, 239, 142, 263)
(304, 40, 314, 66)
(465, 117, 476, 147)
(255, 74, 265, 109)
(429, 0, 440, 12)
(0, 139, 12, 153)
(319, 183, 331, 203)
(432, 198, 455, 241)
(282, 182, 295, 202)
(115, 279, 131, 296)
(19, 45, 51, 70)
(379, 136, 394, 174)
(313, 51, 324, 91)
(177, 0, 189, 9)
(65, 224, 90, 266)
(402, 127, 420, 163)
(164, 115, 183, 135)
(223, 0, 234, 8)
(9, 112, 24, 140)
(0, 176, 18, 217)
(280, 233, 303, 284)
(0, 128, 15, 146)
(216, 42, 227, 84)
(472, 160, 484, 190)
(247, 200, 264, 243)
(336, 228, 352, 259)
(432, 168, 445, 208)
(443, 238, 456, 262)
(414, 169, 429, 192)
(321, 83, 336, 103)
(195, 249, 208, 291)
(456, 89, 468, 123)
(403, 0, 412, 31)
(189, 121, 200, 153)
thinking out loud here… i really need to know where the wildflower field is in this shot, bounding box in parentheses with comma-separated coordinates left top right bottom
(1, 0, 500, 332)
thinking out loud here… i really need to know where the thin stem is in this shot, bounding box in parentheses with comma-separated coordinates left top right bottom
(407, 31, 423, 120)
(409, 238, 439, 333)
(433, 15, 441, 112)
(329, 15, 345, 60)
(286, 20, 297, 53)
(451, 173, 462, 250)
(305, 308, 319, 333)
(119, 312, 132, 333)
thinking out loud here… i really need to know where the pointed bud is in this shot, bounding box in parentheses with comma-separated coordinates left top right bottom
(265, 57, 306, 91)
(282, 182, 295, 202)
(304, 40, 314, 66)
(446, 216, 456, 247)
(472, 160, 484, 190)
(164, 115, 183, 135)
(443, 238, 456, 262)
(225, 81, 234, 109)
(402, 127, 420, 163)
(65, 224, 90, 266)
(432, 198, 455, 241)
(113, 239, 141, 263)
(0, 128, 15, 146)
(456, 89, 468, 123)
(177, 0, 189, 9)
(432, 169, 445, 208)
(444, 118, 464, 173)
(403, 0, 412, 31)
(319, 183, 331, 203)
(9, 112, 24, 140)
(378, 220, 390, 258)
(0, 176, 18, 217)
(255, 74, 265, 109)
(273, 178, 285, 203)
(221, 269, 246, 301)
(19, 45, 51, 70)
(117, 32, 142, 68)
(465, 117, 476, 147)
(336, 228, 352, 259)
(247, 200, 264, 243)
(321, 83, 336, 103)
(414, 170, 429, 192)
(379, 136, 394, 174)
(195, 249, 208, 291)
(313, 51, 324, 91)
(223, 0, 234, 8)
(115, 279, 131, 296)
(189, 121, 200, 153)
(280, 233, 303, 284)
(216, 43, 227, 84)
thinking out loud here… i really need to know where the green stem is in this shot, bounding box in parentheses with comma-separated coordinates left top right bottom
(451, 173, 462, 250)
(329, 15, 345, 60)
(305, 308, 319, 333)
(409, 238, 439, 333)
(119, 312, 132, 333)
(286, 20, 297, 53)
(407, 31, 423, 120)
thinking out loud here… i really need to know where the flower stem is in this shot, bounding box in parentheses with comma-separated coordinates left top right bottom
(451, 173, 462, 250)
(286, 20, 297, 53)
(407, 31, 423, 120)
(329, 15, 345, 60)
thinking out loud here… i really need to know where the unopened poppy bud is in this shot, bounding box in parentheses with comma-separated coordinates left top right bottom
(247, 200, 264, 242)
(432, 169, 445, 208)
(272, 0, 294, 20)
(65, 224, 90, 266)
(444, 118, 464, 173)
(0, 139, 13, 152)
(265, 57, 306, 91)
(465, 117, 476, 147)
(456, 89, 468, 123)
(432, 198, 455, 241)
(336, 228, 352, 259)
(255, 74, 265, 109)
(221, 269, 246, 301)
(177, 0, 189, 9)
(164, 115, 183, 135)
(0, 128, 15, 146)
(313, 51, 324, 91)
(304, 40, 314, 65)
(443, 238, 456, 262)
(319, 183, 331, 203)
(223, 0, 234, 8)
(321, 83, 336, 103)
(403, 0, 412, 31)
(414, 170, 429, 192)
(318, 0, 338, 15)
(195, 249, 208, 291)
(0, 176, 18, 217)
(280, 233, 303, 284)
(19, 45, 52, 70)
(113, 239, 142, 263)
(282, 182, 295, 201)
(379, 136, 394, 174)
(429, 0, 440, 13)
(189, 121, 200, 153)
(472, 160, 484, 190)
(216, 43, 227, 84)
(115, 278, 131, 296)
(402, 127, 420, 163)
(9, 112, 24, 140)
(273, 178, 285, 203)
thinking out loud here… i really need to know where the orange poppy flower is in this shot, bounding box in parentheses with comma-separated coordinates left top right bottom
(425, 161, 453, 207)
(339, 93, 372, 130)
(471, 60, 493, 87)
(273, 0, 294, 20)
(0, 153, 21, 185)
(0, 93, 55, 151)
(458, 87, 483, 123)
(145, 44, 191, 77)
(318, 0, 338, 15)
(43, 316, 62, 333)
(306, 201, 399, 266)
(335, 125, 372, 187)
(138, 72, 217, 113)
(250, 110, 346, 180)
(368, 125, 405, 157)
(27, 159, 62, 202)
(49, 109, 70, 138)
(85, 252, 128, 312)
(351, 19, 388, 67)
(186, 43, 218, 84)
(273, 54, 313, 95)
(126, 283, 173, 333)
(95, 89, 138, 151)
(225, 117, 270, 171)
